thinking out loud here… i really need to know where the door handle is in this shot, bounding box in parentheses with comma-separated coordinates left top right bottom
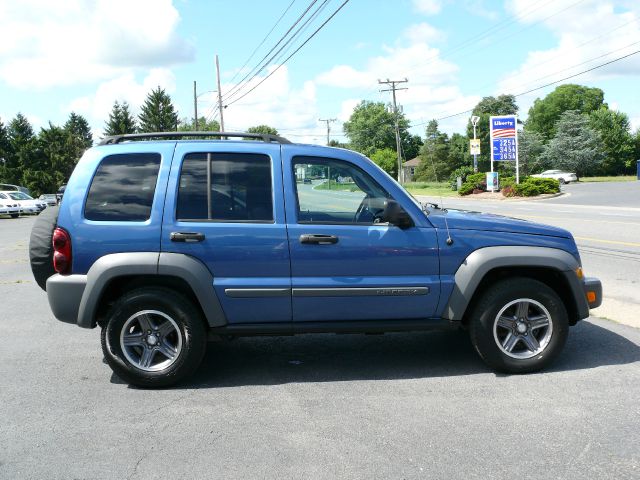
(170, 232, 205, 243)
(299, 234, 339, 245)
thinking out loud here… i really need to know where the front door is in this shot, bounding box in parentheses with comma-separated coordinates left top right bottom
(162, 143, 291, 324)
(283, 152, 440, 323)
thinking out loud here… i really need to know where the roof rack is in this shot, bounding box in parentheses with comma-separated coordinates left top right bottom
(98, 131, 292, 146)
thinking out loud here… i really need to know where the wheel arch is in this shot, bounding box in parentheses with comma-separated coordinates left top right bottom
(443, 246, 588, 325)
(77, 252, 227, 328)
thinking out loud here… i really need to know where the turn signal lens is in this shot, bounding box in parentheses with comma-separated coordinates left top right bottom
(587, 291, 596, 303)
(52, 227, 72, 274)
(575, 267, 584, 280)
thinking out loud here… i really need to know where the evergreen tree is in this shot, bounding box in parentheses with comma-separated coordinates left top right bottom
(7, 113, 36, 185)
(64, 112, 93, 149)
(415, 120, 450, 182)
(0, 118, 12, 184)
(541, 110, 604, 177)
(104, 101, 137, 136)
(518, 130, 547, 176)
(138, 87, 179, 133)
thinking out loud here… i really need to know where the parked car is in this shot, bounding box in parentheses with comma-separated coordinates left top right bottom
(0, 183, 32, 196)
(0, 195, 20, 218)
(1, 191, 46, 214)
(56, 184, 66, 202)
(531, 170, 578, 184)
(30, 132, 602, 387)
(39, 194, 58, 206)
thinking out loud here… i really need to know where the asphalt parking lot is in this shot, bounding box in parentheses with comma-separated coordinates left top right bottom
(1, 191, 640, 479)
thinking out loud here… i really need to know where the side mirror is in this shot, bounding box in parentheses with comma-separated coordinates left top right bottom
(383, 200, 414, 229)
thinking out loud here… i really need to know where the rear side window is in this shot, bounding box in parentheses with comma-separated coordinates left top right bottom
(85, 153, 161, 222)
(176, 152, 273, 222)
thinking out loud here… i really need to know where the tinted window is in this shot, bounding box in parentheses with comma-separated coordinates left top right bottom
(293, 156, 391, 224)
(85, 153, 161, 222)
(177, 153, 273, 222)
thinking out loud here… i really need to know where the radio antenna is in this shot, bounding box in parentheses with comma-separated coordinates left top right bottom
(440, 196, 453, 246)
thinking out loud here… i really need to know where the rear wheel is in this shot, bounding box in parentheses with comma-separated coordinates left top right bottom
(468, 278, 568, 373)
(10, 213, 18, 218)
(101, 287, 207, 387)
(559, 178, 566, 184)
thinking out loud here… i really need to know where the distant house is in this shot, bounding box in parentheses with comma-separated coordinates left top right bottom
(402, 157, 420, 182)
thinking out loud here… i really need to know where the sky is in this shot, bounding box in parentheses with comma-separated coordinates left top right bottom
(0, 0, 639, 145)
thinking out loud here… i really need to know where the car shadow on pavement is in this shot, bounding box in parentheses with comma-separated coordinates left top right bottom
(131, 319, 639, 389)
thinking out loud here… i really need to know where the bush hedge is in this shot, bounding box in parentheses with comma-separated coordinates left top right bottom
(458, 173, 560, 197)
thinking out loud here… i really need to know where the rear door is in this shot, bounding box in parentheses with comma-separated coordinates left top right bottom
(283, 147, 440, 323)
(161, 142, 291, 325)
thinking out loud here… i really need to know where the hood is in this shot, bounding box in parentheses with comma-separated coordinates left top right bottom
(426, 208, 572, 239)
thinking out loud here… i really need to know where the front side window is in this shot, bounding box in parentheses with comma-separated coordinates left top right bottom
(293, 156, 391, 224)
(84, 153, 161, 222)
(176, 152, 273, 222)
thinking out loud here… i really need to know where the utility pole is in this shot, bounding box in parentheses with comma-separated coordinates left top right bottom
(318, 118, 337, 145)
(378, 78, 408, 183)
(193, 80, 198, 131)
(215, 54, 225, 132)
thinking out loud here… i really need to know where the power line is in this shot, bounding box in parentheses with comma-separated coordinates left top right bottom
(223, 0, 332, 105)
(318, 117, 337, 144)
(228, 0, 298, 85)
(379, 78, 408, 183)
(225, 0, 351, 107)
(223, 0, 320, 101)
(429, 48, 640, 123)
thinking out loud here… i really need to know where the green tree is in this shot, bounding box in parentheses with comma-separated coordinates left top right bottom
(403, 134, 423, 161)
(541, 110, 604, 177)
(527, 84, 605, 140)
(343, 101, 414, 158)
(588, 107, 634, 175)
(0, 118, 13, 184)
(7, 113, 37, 185)
(370, 148, 397, 177)
(104, 101, 137, 136)
(518, 130, 547, 176)
(634, 128, 640, 168)
(328, 139, 348, 148)
(36, 123, 68, 192)
(178, 116, 220, 132)
(63, 112, 93, 180)
(138, 87, 179, 133)
(415, 120, 450, 182)
(447, 133, 470, 172)
(247, 125, 279, 135)
(466, 95, 519, 171)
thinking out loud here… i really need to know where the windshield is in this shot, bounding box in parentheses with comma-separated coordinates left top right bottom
(9, 192, 32, 200)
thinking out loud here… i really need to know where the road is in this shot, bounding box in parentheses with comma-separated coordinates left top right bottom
(1, 211, 639, 479)
(417, 181, 640, 328)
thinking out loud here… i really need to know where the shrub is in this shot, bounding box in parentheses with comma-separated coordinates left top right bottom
(500, 176, 516, 190)
(514, 182, 541, 196)
(448, 166, 475, 190)
(524, 177, 560, 194)
(501, 185, 516, 197)
(458, 182, 475, 195)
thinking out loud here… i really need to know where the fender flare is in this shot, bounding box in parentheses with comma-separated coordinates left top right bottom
(442, 246, 588, 321)
(77, 252, 227, 328)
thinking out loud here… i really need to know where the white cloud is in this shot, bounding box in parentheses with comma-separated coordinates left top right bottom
(0, 0, 193, 89)
(499, 0, 640, 114)
(412, 0, 443, 16)
(315, 29, 479, 136)
(402, 22, 445, 44)
(220, 66, 324, 144)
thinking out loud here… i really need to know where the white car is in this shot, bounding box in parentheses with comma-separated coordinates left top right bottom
(0, 197, 20, 218)
(531, 170, 578, 184)
(0, 191, 47, 215)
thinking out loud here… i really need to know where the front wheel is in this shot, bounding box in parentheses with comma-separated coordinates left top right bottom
(559, 178, 566, 184)
(101, 287, 207, 387)
(468, 278, 569, 373)
(10, 213, 18, 218)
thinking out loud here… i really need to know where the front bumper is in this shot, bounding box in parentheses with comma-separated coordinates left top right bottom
(46, 274, 87, 325)
(583, 277, 602, 309)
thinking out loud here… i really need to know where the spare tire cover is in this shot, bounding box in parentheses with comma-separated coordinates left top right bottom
(29, 206, 59, 291)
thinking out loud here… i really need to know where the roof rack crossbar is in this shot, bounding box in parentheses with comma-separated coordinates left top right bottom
(98, 131, 291, 146)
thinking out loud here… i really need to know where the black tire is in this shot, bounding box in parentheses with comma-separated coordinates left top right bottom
(101, 287, 207, 388)
(559, 178, 566, 185)
(468, 278, 569, 373)
(10, 213, 19, 218)
(29, 205, 59, 291)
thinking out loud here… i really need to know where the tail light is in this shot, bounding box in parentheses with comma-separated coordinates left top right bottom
(52, 227, 72, 274)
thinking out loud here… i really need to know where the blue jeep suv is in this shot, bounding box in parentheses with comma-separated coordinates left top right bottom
(31, 132, 602, 387)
